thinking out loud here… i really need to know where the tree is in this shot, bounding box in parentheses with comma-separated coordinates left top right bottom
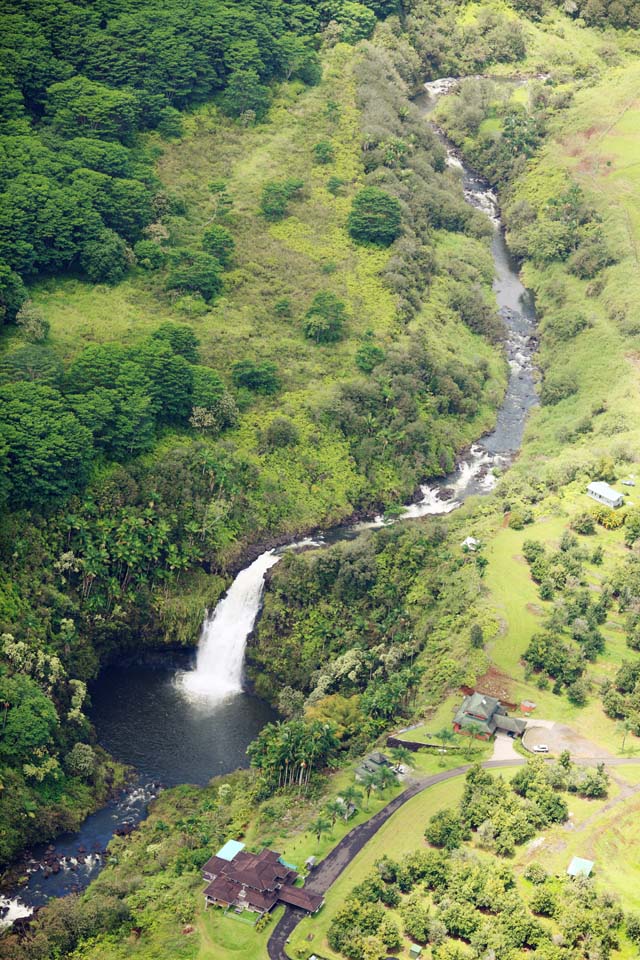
(309, 814, 330, 844)
(348, 187, 402, 246)
(390, 745, 412, 768)
(134, 239, 165, 270)
(325, 800, 345, 826)
(190, 366, 237, 433)
(0, 675, 58, 763)
(260, 178, 304, 220)
(0, 261, 27, 323)
(355, 340, 385, 373)
(151, 322, 200, 363)
(425, 809, 464, 850)
(66, 742, 96, 779)
(436, 726, 455, 751)
(470, 623, 484, 649)
(232, 359, 281, 394)
(201, 224, 235, 266)
(313, 140, 335, 164)
(166, 253, 223, 302)
(264, 416, 300, 449)
(361, 771, 378, 809)
(303, 291, 347, 343)
(220, 69, 270, 121)
(0, 381, 93, 509)
(79, 229, 129, 283)
(375, 765, 397, 794)
(46, 76, 139, 142)
(617, 718, 633, 753)
(277, 685, 305, 719)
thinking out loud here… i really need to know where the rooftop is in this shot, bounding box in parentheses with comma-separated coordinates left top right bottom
(216, 839, 245, 862)
(567, 856, 594, 878)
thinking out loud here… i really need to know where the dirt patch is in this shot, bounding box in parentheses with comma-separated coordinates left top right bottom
(526, 602, 544, 616)
(523, 723, 614, 760)
(471, 665, 514, 703)
(626, 351, 640, 373)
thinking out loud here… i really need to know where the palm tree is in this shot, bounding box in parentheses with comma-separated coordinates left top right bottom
(361, 771, 377, 809)
(436, 726, 455, 752)
(309, 815, 330, 846)
(617, 718, 634, 753)
(390, 746, 412, 769)
(340, 784, 362, 812)
(325, 800, 345, 827)
(462, 723, 483, 757)
(375, 765, 397, 795)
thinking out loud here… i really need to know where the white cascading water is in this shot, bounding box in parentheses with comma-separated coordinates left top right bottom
(0, 896, 31, 929)
(179, 549, 281, 700)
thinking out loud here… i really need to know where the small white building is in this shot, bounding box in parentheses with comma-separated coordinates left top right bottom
(587, 481, 624, 509)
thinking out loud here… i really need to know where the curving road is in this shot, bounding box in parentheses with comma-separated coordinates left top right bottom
(266, 755, 640, 960)
(266, 758, 524, 960)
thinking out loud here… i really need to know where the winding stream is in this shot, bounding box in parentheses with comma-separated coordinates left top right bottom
(1, 80, 537, 928)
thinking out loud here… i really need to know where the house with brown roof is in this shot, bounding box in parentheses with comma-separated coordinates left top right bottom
(202, 840, 323, 916)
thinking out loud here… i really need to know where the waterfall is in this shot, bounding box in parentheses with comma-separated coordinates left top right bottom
(179, 550, 281, 700)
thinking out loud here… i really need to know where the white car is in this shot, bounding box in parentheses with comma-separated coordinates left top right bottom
(532, 744, 549, 753)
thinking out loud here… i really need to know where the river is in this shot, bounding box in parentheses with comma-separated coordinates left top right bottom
(1, 79, 537, 928)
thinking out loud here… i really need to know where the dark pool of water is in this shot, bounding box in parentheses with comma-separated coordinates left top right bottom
(3, 659, 274, 914)
(89, 660, 275, 787)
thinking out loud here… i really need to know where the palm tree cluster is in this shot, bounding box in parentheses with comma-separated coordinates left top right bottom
(247, 719, 340, 791)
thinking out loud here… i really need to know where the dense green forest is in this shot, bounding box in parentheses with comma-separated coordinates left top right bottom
(5, 0, 640, 958)
(0, 0, 515, 865)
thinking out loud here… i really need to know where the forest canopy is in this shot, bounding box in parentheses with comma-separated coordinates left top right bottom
(0, 0, 387, 307)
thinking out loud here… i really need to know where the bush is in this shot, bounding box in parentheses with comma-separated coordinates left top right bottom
(524, 862, 548, 884)
(260, 178, 304, 220)
(567, 678, 589, 706)
(627, 912, 640, 945)
(348, 187, 402, 246)
(201, 224, 235, 266)
(313, 140, 335, 164)
(264, 417, 300, 449)
(523, 539, 545, 562)
(540, 371, 578, 406)
(571, 512, 595, 535)
(232, 359, 281, 394)
(568, 235, 612, 279)
(625, 510, 640, 547)
(509, 508, 533, 530)
(530, 885, 558, 918)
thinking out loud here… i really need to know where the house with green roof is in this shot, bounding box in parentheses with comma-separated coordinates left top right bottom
(453, 692, 526, 740)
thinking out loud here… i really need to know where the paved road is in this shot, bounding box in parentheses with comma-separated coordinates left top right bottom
(266, 759, 524, 960)
(266, 754, 640, 960)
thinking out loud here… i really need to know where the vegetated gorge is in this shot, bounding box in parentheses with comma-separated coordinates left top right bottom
(1, 64, 537, 925)
(4, 1, 640, 959)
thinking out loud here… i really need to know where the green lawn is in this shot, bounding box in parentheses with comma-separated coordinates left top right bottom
(515, 772, 640, 915)
(197, 904, 283, 960)
(286, 775, 469, 960)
